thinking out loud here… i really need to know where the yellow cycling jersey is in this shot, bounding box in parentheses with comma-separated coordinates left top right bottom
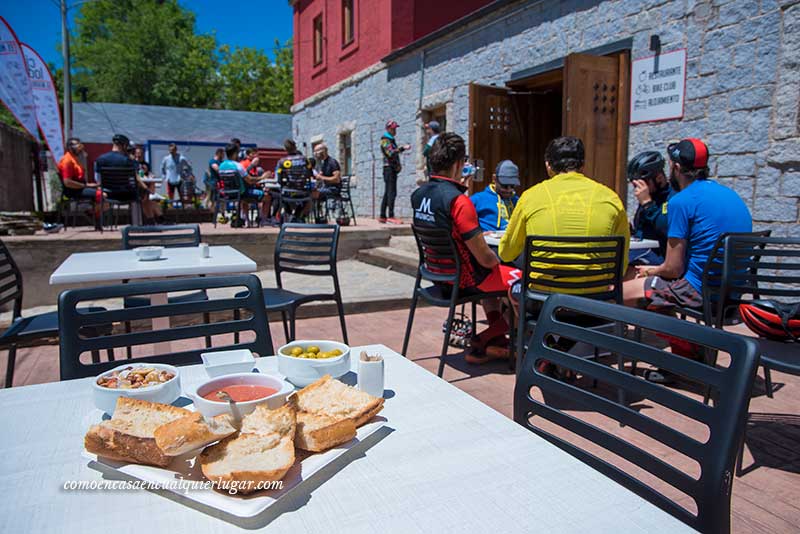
(498, 171, 630, 293)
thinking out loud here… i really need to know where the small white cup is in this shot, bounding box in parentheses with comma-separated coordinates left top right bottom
(358, 358, 384, 398)
(200, 243, 210, 258)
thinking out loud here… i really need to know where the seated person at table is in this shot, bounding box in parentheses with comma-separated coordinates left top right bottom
(623, 138, 752, 311)
(499, 136, 629, 297)
(470, 159, 520, 233)
(627, 150, 675, 266)
(135, 161, 163, 224)
(411, 133, 521, 364)
(58, 137, 103, 202)
(277, 139, 313, 222)
(95, 134, 137, 202)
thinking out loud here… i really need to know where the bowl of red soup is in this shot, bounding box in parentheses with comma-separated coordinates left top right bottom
(188, 373, 294, 419)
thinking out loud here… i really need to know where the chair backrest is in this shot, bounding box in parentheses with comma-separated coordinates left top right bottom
(0, 238, 23, 321)
(98, 166, 137, 193)
(339, 175, 352, 199)
(279, 164, 311, 195)
(121, 224, 201, 250)
(522, 235, 625, 303)
(515, 293, 759, 533)
(274, 223, 340, 281)
(698, 231, 772, 325)
(218, 169, 242, 196)
(722, 235, 800, 305)
(410, 224, 461, 286)
(58, 274, 274, 380)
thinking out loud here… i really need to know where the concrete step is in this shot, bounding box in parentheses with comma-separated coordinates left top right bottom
(357, 246, 418, 277)
(389, 235, 418, 254)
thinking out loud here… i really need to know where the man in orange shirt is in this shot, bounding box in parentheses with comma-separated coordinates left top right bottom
(58, 137, 104, 201)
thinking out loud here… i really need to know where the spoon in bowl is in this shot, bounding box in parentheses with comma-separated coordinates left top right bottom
(216, 390, 242, 429)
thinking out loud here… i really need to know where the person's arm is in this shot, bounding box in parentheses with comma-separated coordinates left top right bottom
(498, 191, 527, 262)
(452, 195, 499, 270)
(211, 162, 220, 172)
(161, 157, 167, 177)
(380, 138, 398, 158)
(638, 238, 687, 279)
(613, 202, 631, 273)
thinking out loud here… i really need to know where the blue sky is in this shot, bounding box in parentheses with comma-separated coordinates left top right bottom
(2, 0, 293, 68)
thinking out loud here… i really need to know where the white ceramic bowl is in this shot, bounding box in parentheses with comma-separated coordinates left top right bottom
(277, 340, 351, 387)
(201, 349, 256, 378)
(188, 373, 294, 419)
(92, 363, 181, 415)
(134, 246, 164, 261)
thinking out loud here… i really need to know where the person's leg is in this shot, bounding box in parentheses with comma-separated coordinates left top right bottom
(386, 168, 398, 218)
(380, 167, 390, 220)
(623, 276, 647, 307)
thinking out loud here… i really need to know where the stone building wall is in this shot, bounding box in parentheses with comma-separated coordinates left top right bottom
(292, 0, 800, 234)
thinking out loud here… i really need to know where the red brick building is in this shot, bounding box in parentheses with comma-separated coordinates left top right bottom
(292, 0, 494, 103)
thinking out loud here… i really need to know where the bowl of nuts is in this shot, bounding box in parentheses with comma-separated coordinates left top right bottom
(92, 363, 181, 415)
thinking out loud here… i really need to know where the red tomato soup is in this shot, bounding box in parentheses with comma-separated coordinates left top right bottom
(202, 385, 277, 402)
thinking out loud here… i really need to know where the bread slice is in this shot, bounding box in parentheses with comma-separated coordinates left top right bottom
(199, 403, 297, 494)
(294, 410, 357, 453)
(84, 397, 191, 467)
(154, 412, 237, 456)
(293, 375, 384, 428)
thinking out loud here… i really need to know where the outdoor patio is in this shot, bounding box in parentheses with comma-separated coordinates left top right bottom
(4, 305, 799, 533)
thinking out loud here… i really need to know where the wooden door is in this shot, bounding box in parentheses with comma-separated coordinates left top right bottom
(563, 53, 628, 200)
(468, 83, 524, 194)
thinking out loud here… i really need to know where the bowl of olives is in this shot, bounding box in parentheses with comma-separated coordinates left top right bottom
(276, 340, 351, 387)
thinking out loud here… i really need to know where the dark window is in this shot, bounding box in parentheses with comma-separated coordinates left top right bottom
(313, 14, 324, 66)
(339, 132, 352, 175)
(342, 0, 355, 46)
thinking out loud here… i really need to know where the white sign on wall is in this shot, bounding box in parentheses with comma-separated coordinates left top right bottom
(22, 43, 64, 161)
(630, 48, 687, 124)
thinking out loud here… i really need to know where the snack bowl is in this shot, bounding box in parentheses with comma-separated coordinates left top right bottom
(277, 340, 351, 387)
(134, 246, 164, 261)
(201, 348, 256, 377)
(93, 363, 181, 415)
(188, 373, 294, 418)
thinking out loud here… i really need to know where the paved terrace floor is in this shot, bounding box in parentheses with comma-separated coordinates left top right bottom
(2, 306, 798, 532)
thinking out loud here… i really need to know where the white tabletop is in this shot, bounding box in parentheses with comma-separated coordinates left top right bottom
(485, 232, 660, 252)
(49, 246, 257, 285)
(0, 345, 690, 533)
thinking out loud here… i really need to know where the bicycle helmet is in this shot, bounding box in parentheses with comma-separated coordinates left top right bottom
(739, 300, 800, 341)
(627, 151, 665, 182)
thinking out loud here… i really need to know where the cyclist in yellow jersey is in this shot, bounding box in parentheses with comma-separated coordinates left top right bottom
(498, 137, 630, 295)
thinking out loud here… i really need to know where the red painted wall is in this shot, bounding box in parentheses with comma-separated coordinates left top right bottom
(293, 0, 495, 103)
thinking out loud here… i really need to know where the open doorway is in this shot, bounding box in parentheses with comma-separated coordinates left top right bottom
(469, 49, 630, 201)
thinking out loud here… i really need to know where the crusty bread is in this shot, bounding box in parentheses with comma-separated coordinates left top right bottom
(154, 412, 237, 456)
(293, 375, 384, 428)
(294, 410, 356, 453)
(199, 403, 297, 494)
(84, 397, 191, 467)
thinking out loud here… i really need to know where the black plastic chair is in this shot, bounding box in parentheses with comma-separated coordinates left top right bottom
(0, 238, 108, 387)
(213, 169, 243, 228)
(514, 235, 626, 379)
(401, 224, 508, 377)
(323, 175, 357, 226)
(235, 223, 348, 345)
(120, 224, 209, 356)
(514, 293, 759, 534)
(58, 274, 274, 380)
(279, 169, 312, 223)
(98, 166, 140, 230)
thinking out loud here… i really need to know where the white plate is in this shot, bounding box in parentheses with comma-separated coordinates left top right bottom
(82, 405, 386, 518)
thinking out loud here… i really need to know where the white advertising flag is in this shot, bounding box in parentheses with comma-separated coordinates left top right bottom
(21, 43, 64, 161)
(0, 16, 37, 137)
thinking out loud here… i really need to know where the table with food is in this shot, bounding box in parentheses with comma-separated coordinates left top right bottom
(0, 340, 691, 533)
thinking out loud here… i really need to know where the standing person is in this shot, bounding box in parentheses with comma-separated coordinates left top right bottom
(470, 160, 521, 233)
(627, 150, 674, 265)
(411, 133, 521, 364)
(379, 120, 411, 224)
(160, 143, 188, 200)
(205, 147, 224, 208)
(422, 120, 441, 178)
(231, 137, 247, 161)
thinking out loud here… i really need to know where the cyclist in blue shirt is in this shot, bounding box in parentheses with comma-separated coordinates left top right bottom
(469, 160, 520, 233)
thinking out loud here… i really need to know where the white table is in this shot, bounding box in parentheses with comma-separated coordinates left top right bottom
(0, 345, 691, 533)
(49, 246, 257, 285)
(50, 246, 257, 352)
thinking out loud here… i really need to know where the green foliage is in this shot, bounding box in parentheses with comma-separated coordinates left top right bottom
(67, 0, 293, 113)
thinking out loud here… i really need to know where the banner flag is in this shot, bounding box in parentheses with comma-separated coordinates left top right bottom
(21, 43, 64, 161)
(0, 16, 37, 138)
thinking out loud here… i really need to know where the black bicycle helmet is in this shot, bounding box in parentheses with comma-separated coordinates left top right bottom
(627, 151, 665, 181)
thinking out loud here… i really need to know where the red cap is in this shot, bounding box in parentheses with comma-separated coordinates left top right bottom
(385, 120, 398, 129)
(668, 138, 709, 169)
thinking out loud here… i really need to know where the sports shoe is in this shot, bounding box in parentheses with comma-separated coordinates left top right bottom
(465, 344, 510, 364)
(378, 217, 388, 223)
(387, 217, 404, 224)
